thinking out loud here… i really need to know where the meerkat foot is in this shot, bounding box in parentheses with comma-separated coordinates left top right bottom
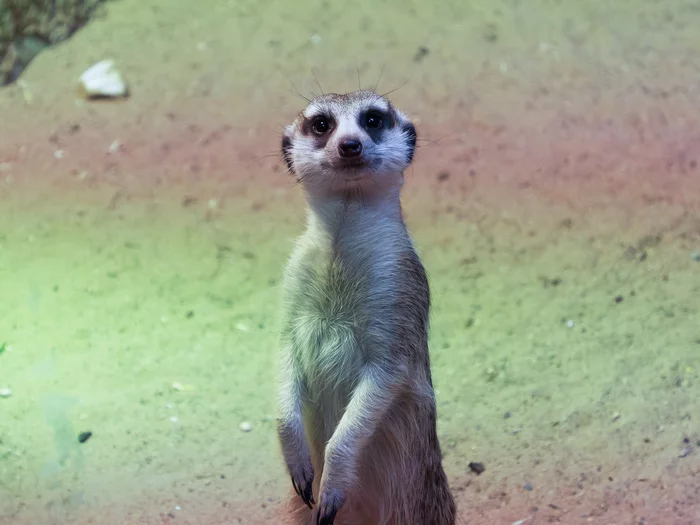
(314, 487, 345, 525)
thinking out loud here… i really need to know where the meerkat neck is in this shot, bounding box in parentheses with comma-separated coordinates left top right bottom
(304, 183, 405, 240)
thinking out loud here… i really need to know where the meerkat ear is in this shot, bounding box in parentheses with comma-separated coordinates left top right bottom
(402, 122, 417, 164)
(281, 134, 295, 174)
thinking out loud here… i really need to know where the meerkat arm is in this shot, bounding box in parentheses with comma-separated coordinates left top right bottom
(320, 362, 405, 493)
(277, 350, 315, 507)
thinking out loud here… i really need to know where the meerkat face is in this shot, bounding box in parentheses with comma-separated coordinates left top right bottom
(281, 90, 417, 194)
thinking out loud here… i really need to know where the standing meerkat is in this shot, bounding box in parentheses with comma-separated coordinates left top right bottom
(276, 89, 457, 525)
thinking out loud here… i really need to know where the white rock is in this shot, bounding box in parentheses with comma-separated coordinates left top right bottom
(239, 421, 252, 432)
(79, 60, 128, 99)
(0, 387, 12, 398)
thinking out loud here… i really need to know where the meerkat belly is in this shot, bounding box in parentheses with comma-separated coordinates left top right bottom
(294, 308, 364, 441)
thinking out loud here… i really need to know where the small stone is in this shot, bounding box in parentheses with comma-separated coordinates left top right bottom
(678, 446, 692, 458)
(240, 421, 253, 432)
(78, 431, 92, 443)
(79, 60, 129, 99)
(171, 382, 184, 391)
(691, 252, 700, 262)
(524, 482, 533, 491)
(468, 461, 485, 475)
(0, 387, 12, 398)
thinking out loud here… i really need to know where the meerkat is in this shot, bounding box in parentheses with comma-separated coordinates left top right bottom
(276, 89, 457, 525)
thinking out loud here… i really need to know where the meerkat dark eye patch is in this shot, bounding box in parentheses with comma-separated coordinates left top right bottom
(363, 110, 386, 130)
(300, 115, 336, 150)
(360, 109, 393, 144)
(402, 122, 417, 164)
(301, 115, 335, 137)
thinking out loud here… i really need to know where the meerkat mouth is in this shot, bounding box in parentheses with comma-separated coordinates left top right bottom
(336, 157, 367, 169)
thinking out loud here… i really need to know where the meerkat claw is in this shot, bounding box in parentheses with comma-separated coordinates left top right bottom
(315, 489, 343, 525)
(303, 483, 315, 508)
(291, 474, 314, 508)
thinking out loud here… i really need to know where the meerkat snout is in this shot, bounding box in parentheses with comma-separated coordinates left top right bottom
(337, 138, 363, 158)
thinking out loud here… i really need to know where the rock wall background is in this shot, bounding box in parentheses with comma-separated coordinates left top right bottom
(0, 0, 108, 85)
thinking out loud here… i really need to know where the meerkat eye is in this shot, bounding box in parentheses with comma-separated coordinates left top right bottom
(311, 116, 331, 135)
(364, 111, 384, 130)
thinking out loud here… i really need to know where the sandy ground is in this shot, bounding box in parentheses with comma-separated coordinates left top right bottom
(1, 0, 699, 524)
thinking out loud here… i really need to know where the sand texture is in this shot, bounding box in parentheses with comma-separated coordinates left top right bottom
(0, 0, 699, 524)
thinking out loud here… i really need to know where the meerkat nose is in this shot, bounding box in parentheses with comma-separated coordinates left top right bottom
(338, 139, 363, 158)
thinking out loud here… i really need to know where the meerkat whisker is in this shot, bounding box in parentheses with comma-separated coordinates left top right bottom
(311, 68, 325, 95)
(378, 78, 411, 99)
(373, 66, 385, 92)
(285, 76, 313, 104)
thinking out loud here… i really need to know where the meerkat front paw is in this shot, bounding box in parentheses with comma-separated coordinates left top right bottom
(289, 459, 315, 509)
(314, 486, 345, 525)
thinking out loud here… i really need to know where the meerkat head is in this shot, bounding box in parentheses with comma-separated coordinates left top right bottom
(281, 90, 417, 196)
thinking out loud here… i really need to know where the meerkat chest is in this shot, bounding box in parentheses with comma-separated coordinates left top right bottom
(288, 256, 371, 383)
(284, 220, 410, 384)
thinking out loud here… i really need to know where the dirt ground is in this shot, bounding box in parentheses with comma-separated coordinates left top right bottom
(1, 0, 699, 524)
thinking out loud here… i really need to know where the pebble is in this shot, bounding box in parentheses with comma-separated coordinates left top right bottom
(240, 421, 253, 432)
(78, 431, 93, 443)
(524, 482, 533, 491)
(0, 387, 11, 398)
(468, 461, 485, 475)
(691, 252, 700, 262)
